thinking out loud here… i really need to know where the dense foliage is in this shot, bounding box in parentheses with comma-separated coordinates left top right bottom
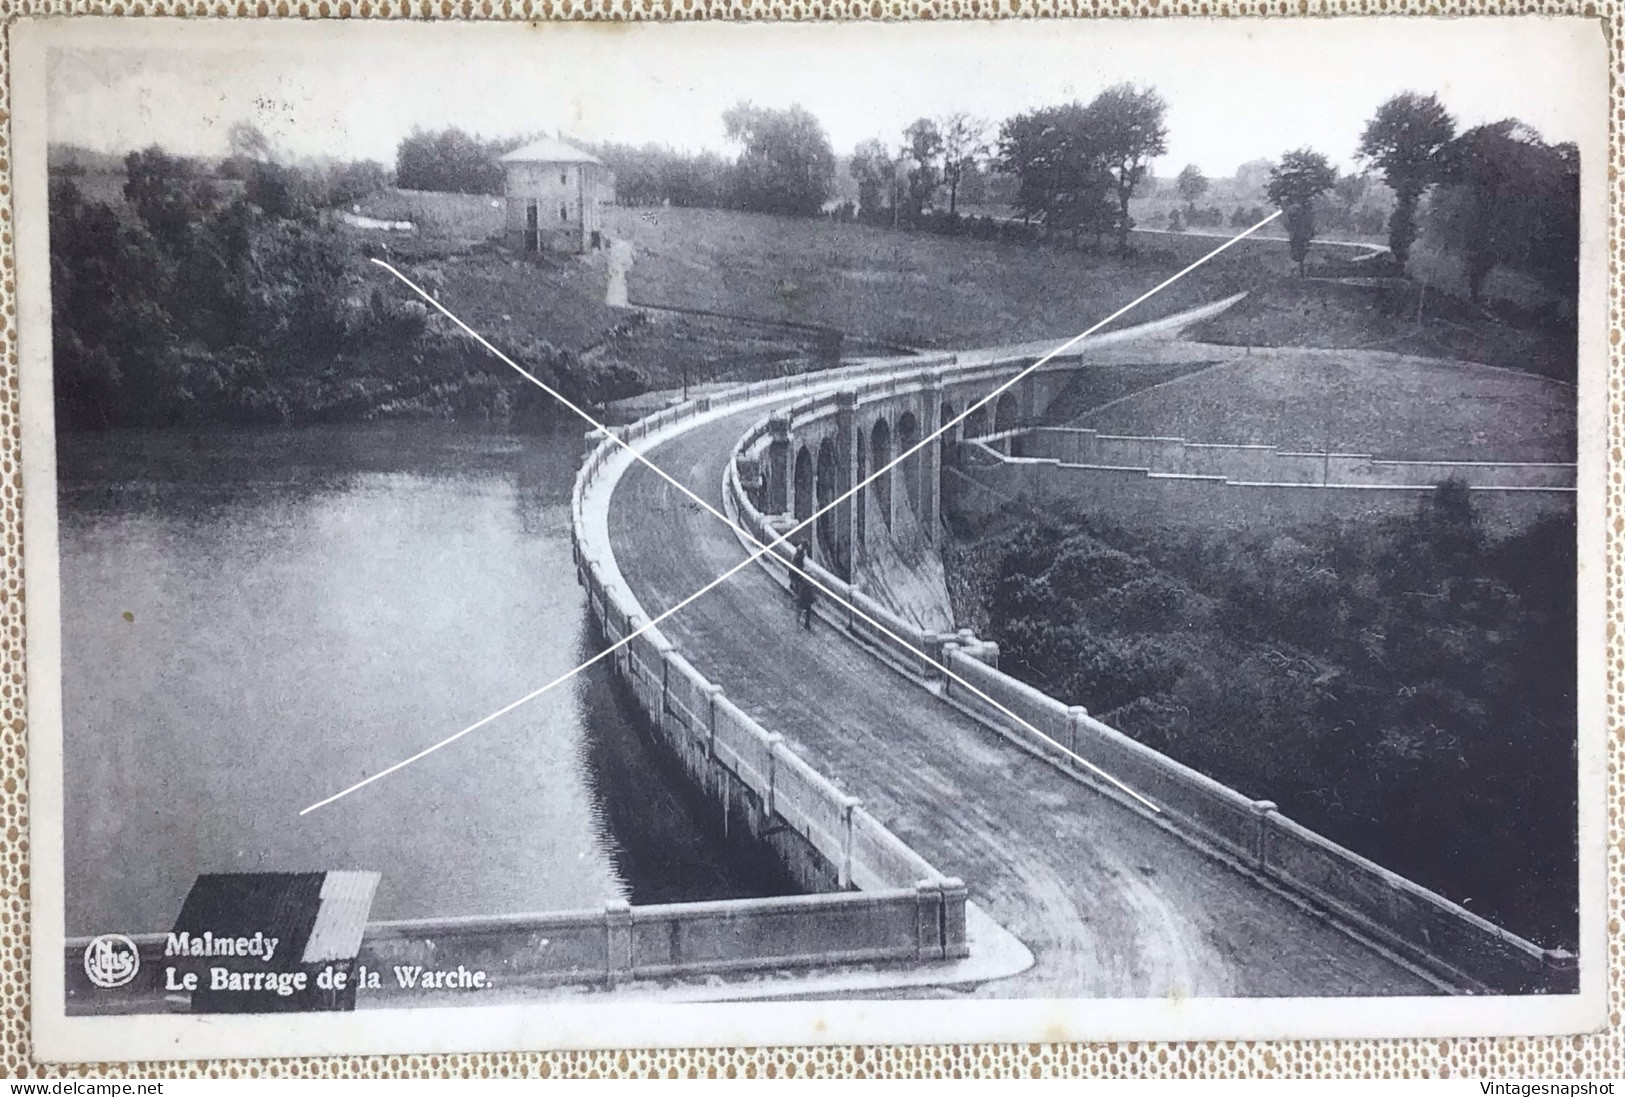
(593, 142, 734, 209)
(51, 148, 641, 430)
(995, 84, 1168, 253)
(1431, 121, 1581, 304)
(971, 484, 1576, 947)
(394, 127, 524, 195)
(721, 103, 838, 218)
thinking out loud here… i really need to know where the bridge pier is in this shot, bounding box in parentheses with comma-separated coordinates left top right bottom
(835, 390, 861, 579)
(766, 414, 791, 515)
(919, 378, 943, 543)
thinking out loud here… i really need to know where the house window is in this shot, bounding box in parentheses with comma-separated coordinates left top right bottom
(559, 202, 569, 221)
(560, 170, 569, 185)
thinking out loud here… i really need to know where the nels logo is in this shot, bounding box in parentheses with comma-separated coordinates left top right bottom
(83, 933, 141, 989)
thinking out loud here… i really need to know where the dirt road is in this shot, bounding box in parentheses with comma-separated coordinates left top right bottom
(607, 404, 1441, 998)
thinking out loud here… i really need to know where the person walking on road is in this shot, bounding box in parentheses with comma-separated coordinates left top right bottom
(791, 542, 815, 631)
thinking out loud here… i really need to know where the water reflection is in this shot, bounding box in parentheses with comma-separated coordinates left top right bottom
(59, 422, 784, 937)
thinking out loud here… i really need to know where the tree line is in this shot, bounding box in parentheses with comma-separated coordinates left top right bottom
(50, 138, 634, 430)
(390, 90, 1579, 312)
(1264, 92, 1579, 303)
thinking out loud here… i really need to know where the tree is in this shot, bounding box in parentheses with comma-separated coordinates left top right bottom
(1267, 148, 1338, 274)
(50, 179, 177, 427)
(1432, 119, 1580, 305)
(848, 138, 896, 224)
(996, 103, 1116, 247)
(899, 117, 944, 223)
(1333, 171, 1369, 211)
(1234, 158, 1275, 199)
(1357, 92, 1456, 269)
(245, 161, 315, 221)
(938, 113, 989, 216)
(124, 147, 221, 255)
(320, 160, 393, 209)
(228, 122, 274, 165)
(394, 127, 513, 195)
(1084, 84, 1169, 254)
(592, 143, 732, 209)
(1176, 164, 1208, 204)
(722, 102, 836, 217)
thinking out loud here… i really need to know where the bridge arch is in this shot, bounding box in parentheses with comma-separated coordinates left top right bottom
(815, 436, 842, 571)
(994, 391, 1020, 435)
(963, 403, 989, 442)
(870, 418, 893, 530)
(793, 444, 814, 527)
(896, 410, 921, 517)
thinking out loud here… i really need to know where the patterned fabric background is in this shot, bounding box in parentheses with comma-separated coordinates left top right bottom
(0, 4, 1615, 1077)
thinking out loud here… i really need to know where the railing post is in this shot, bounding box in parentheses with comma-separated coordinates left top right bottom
(605, 900, 633, 988)
(654, 635, 675, 732)
(939, 876, 970, 960)
(1065, 705, 1088, 757)
(625, 613, 645, 685)
(765, 735, 784, 817)
(941, 641, 959, 700)
(839, 796, 860, 890)
(1251, 800, 1278, 870)
(915, 879, 945, 961)
(705, 684, 724, 760)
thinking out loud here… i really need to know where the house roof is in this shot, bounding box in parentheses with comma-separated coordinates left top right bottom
(499, 136, 603, 166)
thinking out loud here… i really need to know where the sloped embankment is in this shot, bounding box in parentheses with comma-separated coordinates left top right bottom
(853, 488, 956, 634)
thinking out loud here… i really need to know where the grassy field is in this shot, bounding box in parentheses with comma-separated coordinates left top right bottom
(59, 169, 1576, 407)
(355, 188, 508, 244)
(1189, 274, 1576, 383)
(1071, 349, 1576, 462)
(605, 206, 1301, 351)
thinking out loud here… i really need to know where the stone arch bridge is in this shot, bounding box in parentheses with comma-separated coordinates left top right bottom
(758, 356, 1049, 580)
(575, 303, 1577, 1005)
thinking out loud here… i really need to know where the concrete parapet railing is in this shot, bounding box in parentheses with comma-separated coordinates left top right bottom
(710, 367, 1578, 996)
(569, 350, 986, 976)
(577, 339, 1576, 995)
(935, 637, 1576, 995)
(66, 884, 967, 1008)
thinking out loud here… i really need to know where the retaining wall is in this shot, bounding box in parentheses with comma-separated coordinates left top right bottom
(955, 446, 1574, 538)
(1020, 427, 1576, 489)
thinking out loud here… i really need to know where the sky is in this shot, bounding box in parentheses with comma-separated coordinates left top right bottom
(44, 18, 1602, 178)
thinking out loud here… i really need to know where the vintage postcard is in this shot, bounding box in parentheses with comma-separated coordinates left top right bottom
(14, 14, 1609, 1062)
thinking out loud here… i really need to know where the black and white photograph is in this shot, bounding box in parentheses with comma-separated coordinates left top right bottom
(15, 15, 1608, 1060)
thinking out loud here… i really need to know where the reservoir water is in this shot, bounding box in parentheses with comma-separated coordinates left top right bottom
(59, 423, 786, 938)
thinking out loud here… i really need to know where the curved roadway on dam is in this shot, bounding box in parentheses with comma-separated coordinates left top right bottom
(604, 395, 1442, 999)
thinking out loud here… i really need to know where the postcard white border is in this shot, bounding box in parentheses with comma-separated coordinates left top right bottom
(15, 14, 1611, 1063)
